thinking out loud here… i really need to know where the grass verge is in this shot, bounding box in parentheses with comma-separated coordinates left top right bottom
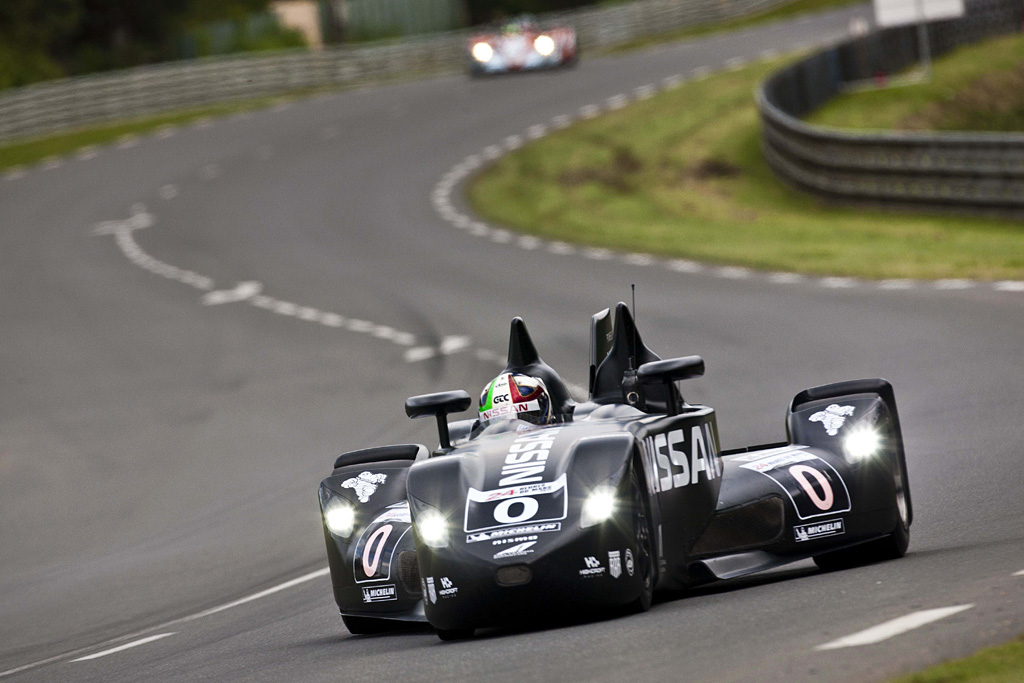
(604, 0, 865, 54)
(807, 33, 1024, 131)
(0, 92, 319, 172)
(467, 54, 1024, 281)
(891, 634, 1024, 682)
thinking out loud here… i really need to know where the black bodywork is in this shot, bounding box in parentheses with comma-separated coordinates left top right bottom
(318, 304, 911, 638)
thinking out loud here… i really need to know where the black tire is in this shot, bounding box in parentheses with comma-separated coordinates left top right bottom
(814, 439, 910, 572)
(342, 614, 400, 635)
(436, 627, 473, 641)
(627, 464, 655, 612)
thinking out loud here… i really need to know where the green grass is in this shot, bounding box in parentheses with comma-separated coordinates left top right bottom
(808, 33, 1024, 131)
(0, 93, 318, 172)
(468, 55, 1024, 281)
(891, 634, 1024, 682)
(604, 0, 865, 54)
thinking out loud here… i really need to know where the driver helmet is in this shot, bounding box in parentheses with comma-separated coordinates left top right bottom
(479, 373, 552, 426)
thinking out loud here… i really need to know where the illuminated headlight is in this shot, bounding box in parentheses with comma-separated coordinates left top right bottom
(580, 487, 617, 528)
(322, 498, 355, 538)
(416, 508, 449, 548)
(843, 424, 882, 461)
(472, 42, 493, 62)
(534, 35, 555, 56)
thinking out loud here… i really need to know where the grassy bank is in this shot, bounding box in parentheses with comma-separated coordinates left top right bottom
(808, 33, 1024, 131)
(468, 52, 1024, 281)
(892, 634, 1024, 682)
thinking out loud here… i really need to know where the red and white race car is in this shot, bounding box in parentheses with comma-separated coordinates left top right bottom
(467, 16, 577, 76)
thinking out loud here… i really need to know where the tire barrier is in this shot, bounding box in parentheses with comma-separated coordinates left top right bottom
(757, 0, 1024, 210)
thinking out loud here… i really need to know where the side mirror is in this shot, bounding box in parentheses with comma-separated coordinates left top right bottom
(405, 390, 473, 450)
(637, 356, 704, 416)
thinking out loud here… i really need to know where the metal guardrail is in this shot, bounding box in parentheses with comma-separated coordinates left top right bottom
(0, 0, 784, 144)
(757, 0, 1024, 210)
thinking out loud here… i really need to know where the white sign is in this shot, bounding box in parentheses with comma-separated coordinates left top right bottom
(873, 0, 964, 28)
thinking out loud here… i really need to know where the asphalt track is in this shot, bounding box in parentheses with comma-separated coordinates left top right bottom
(2, 5, 1023, 681)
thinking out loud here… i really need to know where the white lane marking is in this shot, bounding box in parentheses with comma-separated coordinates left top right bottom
(584, 248, 614, 260)
(186, 567, 328, 620)
(483, 144, 503, 159)
(548, 241, 577, 255)
(202, 281, 262, 305)
(770, 272, 804, 284)
(527, 124, 548, 139)
(194, 117, 214, 129)
(725, 56, 747, 70)
(404, 335, 473, 363)
(718, 266, 751, 279)
(634, 84, 657, 99)
(760, 48, 779, 60)
(200, 164, 221, 180)
(623, 253, 654, 267)
(1013, 569, 1024, 576)
(820, 277, 857, 288)
(159, 184, 179, 200)
(3, 167, 26, 180)
(117, 136, 139, 150)
(662, 74, 684, 88)
(76, 146, 99, 161)
(879, 279, 916, 290)
(606, 94, 629, 110)
(156, 126, 177, 139)
(504, 135, 523, 150)
(579, 104, 601, 119)
(669, 259, 703, 273)
(70, 634, 176, 662)
(815, 605, 974, 650)
(551, 114, 573, 129)
(692, 65, 712, 79)
(42, 157, 63, 171)
(935, 279, 974, 290)
(994, 281, 1024, 292)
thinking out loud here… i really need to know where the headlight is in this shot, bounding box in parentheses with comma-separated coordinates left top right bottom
(322, 498, 355, 539)
(580, 486, 617, 528)
(534, 35, 555, 56)
(472, 42, 493, 62)
(843, 424, 882, 461)
(416, 508, 449, 548)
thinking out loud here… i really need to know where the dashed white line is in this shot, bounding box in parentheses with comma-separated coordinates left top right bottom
(634, 84, 657, 99)
(3, 167, 26, 180)
(579, 104, 601, 119)
(527, 124, 548, 139)
(585, 248, 614, 260)
(156, 126, 177, 139)
(815, 605, 974, 650)
(718, 266, 751, 279)
(117, 136, 139, 149)
(203, 282, 263, 306)
(552, 114, 573, 129)
(820, 277, 857, 288)
(725, 56, 747, 70)
(193, 117, 214, 129)
(76, 146, 99, 161)
(70, 634, 176, 662)
(692, 65, 712, 79)
(669, 260, 703, 273)
(935, 279, 974, 290)
(503, 135, 523, 150)
(159, 184, 179, 200)
(623, 253, 654, 267)
(995, 281, 1024, 292)
(770, 272, 804, 284)
(1013, 569, 1024, 576)
(548, 242, 577, 255)
(662, 74, 684, 88)
(879, 279, 916, 290)
(606, 94, 629, 110)
(41, 157, 62, 171)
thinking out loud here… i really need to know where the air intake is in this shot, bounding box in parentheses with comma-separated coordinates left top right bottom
(398, 551, 422, 597)
(495, 565, 532, 587)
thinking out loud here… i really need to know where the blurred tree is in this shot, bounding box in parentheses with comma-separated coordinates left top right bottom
(0, 0, 79, 86)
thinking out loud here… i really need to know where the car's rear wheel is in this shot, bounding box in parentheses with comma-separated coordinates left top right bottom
(627, 464, 655, 612)
(342, 614, 401, 635)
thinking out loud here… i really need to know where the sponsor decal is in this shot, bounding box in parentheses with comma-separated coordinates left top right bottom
(497, 428, 562, 488)
(493, 535, 538, 546)
(425, 576, 437, 604)
(743, 454, 852, 520)
(361, 524, 393, 578)
(372, 502, 411, 524)
(641, 422, 721, 493)
(608, 550, 622, 579)
(734, 445, 808, 462)
(493, 540, 536, 558)
(464, 473, 568, 533)
(479, 400, 541, 423)
(466, 522, 561, 543)
(794, 518, 845, 542)
(625, 549, 634, 577)
(579, 555, 605, 577)
(809, 404, 856, 436)
(739, 450, 816, 473)
(361, 584, 397, 603)
(341, 471, 388, 503)
(439, 576, 458, 599)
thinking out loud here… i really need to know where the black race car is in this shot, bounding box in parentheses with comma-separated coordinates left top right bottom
(318, 304, 911, 639)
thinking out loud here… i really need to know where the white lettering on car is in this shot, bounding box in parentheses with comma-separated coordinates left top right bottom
(644, 422, 720, 493)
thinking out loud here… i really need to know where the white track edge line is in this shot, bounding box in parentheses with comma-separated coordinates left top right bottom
(70, 633, 177, 662)
(815, 605, 974, 651)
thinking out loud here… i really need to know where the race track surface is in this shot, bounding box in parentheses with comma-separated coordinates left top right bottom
(1, 5, 1022, 681)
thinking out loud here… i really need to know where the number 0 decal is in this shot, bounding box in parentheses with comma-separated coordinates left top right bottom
(741, 451, 851, 520)
(361, 524, 393, 578)
(789, 465, 834, 511)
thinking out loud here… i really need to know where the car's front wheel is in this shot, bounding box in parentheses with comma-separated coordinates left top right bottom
(627, 464, 655, 612)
